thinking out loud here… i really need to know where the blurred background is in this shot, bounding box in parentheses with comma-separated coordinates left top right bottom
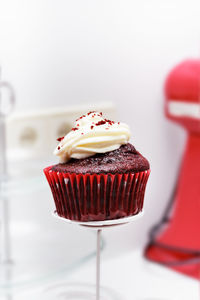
(0, 0, 199, 299)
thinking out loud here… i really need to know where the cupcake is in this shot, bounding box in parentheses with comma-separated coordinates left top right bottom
(44, 111, 150, 221)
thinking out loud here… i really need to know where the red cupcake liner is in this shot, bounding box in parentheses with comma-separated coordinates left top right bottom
(44, 166, 150, 222)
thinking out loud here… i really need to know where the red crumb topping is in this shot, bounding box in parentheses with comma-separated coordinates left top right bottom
(88, 111, 96, 115)
(75, 112, 116, 129)
(57, 136, 64, 142)
(95, 120, 106, 126)
(87, 111, 102, 116)
(105, 119, 115, 125)
(76, 111, 104, 122)
(76, 114, 86, 121)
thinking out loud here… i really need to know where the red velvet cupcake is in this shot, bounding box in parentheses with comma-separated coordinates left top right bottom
(44, 112, 150, 221)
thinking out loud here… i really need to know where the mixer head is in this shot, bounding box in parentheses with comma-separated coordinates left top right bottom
(165, 59, 200, 133)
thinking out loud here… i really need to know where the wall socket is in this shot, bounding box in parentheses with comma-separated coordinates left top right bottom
(6, 102, 116, 161)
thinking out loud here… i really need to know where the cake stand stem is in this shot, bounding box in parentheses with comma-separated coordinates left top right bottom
(96, 229, 101, 300)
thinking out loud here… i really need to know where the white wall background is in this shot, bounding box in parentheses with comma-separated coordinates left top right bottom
(0, 0, 200, 251)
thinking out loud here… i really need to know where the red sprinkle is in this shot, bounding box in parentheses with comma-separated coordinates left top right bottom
(58, 146, 60, 150)
(104, 119, 115, 125)
(72, 127, 78, 131)
(91, 125, 94, 129)
(88, 111, 96, 115)
(95, 120, 106, 126)
(76, 114, 86, 122)
(81, 132, 84, 135)
(57, 136, 64, 142)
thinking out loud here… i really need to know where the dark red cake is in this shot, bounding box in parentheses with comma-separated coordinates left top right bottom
(51, 144, 149, 174)
(44, 112, 150, 222)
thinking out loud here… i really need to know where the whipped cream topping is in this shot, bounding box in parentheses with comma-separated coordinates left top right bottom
(54, 111, 131, 163)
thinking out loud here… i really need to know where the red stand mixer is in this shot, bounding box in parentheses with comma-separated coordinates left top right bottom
(145, 59, 200, 279)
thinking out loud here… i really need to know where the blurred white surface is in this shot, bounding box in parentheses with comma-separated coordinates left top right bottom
(62, 249, 198, 300)
(2, 249, 198, 300)
(6, 102, 116, 161)
(0, 163, 97, 293)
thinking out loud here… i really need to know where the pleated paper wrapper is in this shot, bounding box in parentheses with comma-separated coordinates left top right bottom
(44, 166, 150, 222)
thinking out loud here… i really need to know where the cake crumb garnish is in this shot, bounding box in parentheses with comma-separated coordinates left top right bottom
(95, 120, 106, 126)
(105, 119, 115, 125)
(76, 114, 86, 121)
(74, 112, 116, 131)
(57, 136, 64, 142)
(87, 111, 96, 115)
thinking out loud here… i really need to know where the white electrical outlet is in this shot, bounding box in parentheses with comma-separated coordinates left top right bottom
(6, 102, 116, 161)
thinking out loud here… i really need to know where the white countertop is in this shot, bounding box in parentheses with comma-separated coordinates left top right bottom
(12, 248, 198, 300)
(68, 249, 198, 300)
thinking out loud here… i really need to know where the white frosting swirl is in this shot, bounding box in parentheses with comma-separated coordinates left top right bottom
(54, 112, 131, 163)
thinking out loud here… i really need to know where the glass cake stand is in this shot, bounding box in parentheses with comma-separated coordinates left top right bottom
(40, 212, 172, 300)
(0, 84, 97, 295)
(0, 174, 97, 295)
(41, 212, 145, 300)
